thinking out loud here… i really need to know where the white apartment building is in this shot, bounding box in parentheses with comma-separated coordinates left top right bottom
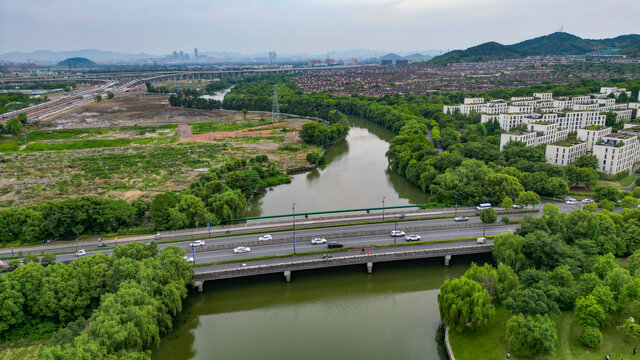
(592, 134, 640, 174)
(508, 105, 534, 114)
(573, 103, 599, 111)
(553, 99, 574, 110)
(464, 97, 485, 104)
(573, 95, 592, 104)
(510, 96, 535, 101)
(596, 98, 616, 111)
(499, 121, 569, 150)
(480, 102, 508, 114)
(533, 92, 553, 101)
(546, 141, 590, 166)
(600, 87, 632, 99)
(556, 111, 606, 132)
(613, 109, 633, 122)
(577, 126, 612, 150)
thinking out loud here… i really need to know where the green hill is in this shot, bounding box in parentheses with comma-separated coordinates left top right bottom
(57, 57, 98, 68)
(428, 32, 640, 65)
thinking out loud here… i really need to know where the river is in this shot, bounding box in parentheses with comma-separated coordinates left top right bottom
(152, 254, 490, 360)
(246, 116, 429, 217)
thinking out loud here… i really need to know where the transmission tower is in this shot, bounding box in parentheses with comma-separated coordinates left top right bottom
(272, 85, 281, 122)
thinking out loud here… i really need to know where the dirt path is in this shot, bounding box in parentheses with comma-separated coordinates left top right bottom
(176, 124, 193, 138)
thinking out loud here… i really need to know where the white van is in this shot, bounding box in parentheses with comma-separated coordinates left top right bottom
(476, 203, 492, 211)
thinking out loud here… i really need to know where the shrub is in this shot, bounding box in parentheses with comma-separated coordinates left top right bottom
(579, 326, 603, 348)
(41, 253, 56, 264)
(505, 314, 557, 356)
(501, 217, 510, 224)
(306, 152, 320, 164)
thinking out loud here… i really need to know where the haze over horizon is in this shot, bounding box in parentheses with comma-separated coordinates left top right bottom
(1, 0, 639, 55)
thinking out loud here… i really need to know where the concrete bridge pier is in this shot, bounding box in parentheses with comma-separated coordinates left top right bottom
(284, 270, 291, 282)
(444, 255, 452, 266)
(366, 262, 373, 274)
(194, 280, 204, 292)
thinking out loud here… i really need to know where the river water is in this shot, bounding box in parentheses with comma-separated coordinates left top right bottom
(246, 116, 429, 217)
(152, 255, 490, 360)
(151, 114, 454, 359)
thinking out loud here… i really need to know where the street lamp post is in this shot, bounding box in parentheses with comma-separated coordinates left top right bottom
(382, 196, 386, 221)
(455, 194, 458, 217)
(292, 203, 296, 255)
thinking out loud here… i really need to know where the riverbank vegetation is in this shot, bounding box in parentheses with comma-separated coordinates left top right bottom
(444, 203, 640, 358)
(0, 242, 193, 359)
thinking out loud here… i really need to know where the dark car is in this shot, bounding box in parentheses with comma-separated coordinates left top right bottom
(328, 241, 344, 249)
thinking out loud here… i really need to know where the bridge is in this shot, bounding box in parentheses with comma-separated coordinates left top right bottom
(192, 242, 493, 291)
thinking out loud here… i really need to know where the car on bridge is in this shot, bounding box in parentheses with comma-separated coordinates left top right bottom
(405, 234, 421, 242)
(311, 238, 327, 245)
(390, 230, 405, 237)
(183, 256, 194, 264)
(453, 216, 468, 222)
(75, 249, 86, 257)
(259, 234, 273, 241)
(327, 241, 343, 249)
(190, 240, 206, 247)
(477, 237, 486, 244)
(581, 199, 594, 204)
(234, 246, 251, 254)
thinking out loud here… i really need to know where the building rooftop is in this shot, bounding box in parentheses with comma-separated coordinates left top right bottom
(552, 139, 584, 147)
(582, 125, 607, 131)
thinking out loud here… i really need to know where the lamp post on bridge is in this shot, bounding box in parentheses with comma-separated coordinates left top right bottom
(292, 203, 296, 255)
(455, 193, 458, 217)
(382, 196, 386, 221)
(394, 216, 397, 245)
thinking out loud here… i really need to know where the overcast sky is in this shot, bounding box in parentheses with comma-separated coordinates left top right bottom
(1, 0, 638, 55)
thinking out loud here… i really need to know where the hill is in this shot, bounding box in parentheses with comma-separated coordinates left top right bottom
(0, 49, 153, 64)
(57, 57, 98, 68)
(379, 53, 404, 60)
(428, 32, 640, 65)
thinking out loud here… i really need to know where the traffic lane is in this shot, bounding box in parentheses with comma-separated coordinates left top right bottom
(12, 214, 514, 256)
(196, 239, 494, 273)
(189, 225, 515, 264)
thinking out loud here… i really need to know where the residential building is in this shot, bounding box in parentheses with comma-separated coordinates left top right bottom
(592, 134, 640, 174)
(613, 109, 633, 122)
(499, 121, 568, 150)
(577, 126, 612, 149)
(546, 140, 589, 166)
(556, 111, 605, 132)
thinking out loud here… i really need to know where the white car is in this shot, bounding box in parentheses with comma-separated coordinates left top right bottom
(75, 249, 86, 257)
(259, 234, 273, 241)
(391, 230, 406, 237)
(477, 237, 486, 244)
(233, 246, 251, 254)
(190, 240, 205, 247)
(581, 199, 595, 204)
(182, 256, 194, 264)
(453, 216, 468, 222)
(405, 234, 421, 242)
(512, 204, 522, 209)
(565, 200, 579, 205)
(311, 238, 327, 245)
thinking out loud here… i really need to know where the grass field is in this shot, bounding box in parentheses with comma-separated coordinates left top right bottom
(449, 306, 636, 359)
(0, 339, 46, 360)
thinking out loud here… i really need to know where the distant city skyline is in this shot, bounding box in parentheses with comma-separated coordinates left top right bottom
(1, 0, 639, 54)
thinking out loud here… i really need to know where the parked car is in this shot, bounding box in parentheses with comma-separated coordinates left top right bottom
(327, 241, 343, 249)
(565, 200, 579, 205)
(563, 196, 575, 201)
(75, 249, 86, 257)
(453, 216, 468, 222)
(311, 238, 327, 245)
(581, 199, 595, 204)
(190, 240, 205, 247)
(476, 203, 491, 211)
(233, 246, 251, 254)
(405, 234, 421, 242)
(182, 256, 194, 264)
(477, 237, 486, 244)
(259, 234, 273, 241)
(390, 230, 406, 237)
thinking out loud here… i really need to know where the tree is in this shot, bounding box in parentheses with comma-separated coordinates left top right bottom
(500, 196, 513, 209)
(575, 295, 607, 328)
(599, 199, 615, 211)
(593, 253, 618, 279)
(594, 184, 619, 202)
(0, 276, 25, 335)
(516, 191, 541, 209)
(480, 208, 497, 237)
(438, 276, 495, 331)
(620, 195, 639, 209)
(306, 152, 320, 165)
(504, 286, 559, 316)
(492, 233, 528, 272)
(107, 92, 114, 100)
(579, 326, 603, 348)
(41, 253, 56, 264)
(5, 117, 22, 135)
(94, 94, 102, 102)
(627, 249, 640, 276)
(23, 254, 40, 264)
(584, 203, 597, 212)
(17, 112, 28, 124)
(505, 314, 557, 356)
(327, 109, 347, 123)
(620, 317, 640, 340)
(574, 155, 598, 170)
(241, 108, 248, 118)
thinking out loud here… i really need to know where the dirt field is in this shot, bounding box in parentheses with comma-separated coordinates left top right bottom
(0, 94, 318, 207)
(36, 94, 270, 130)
